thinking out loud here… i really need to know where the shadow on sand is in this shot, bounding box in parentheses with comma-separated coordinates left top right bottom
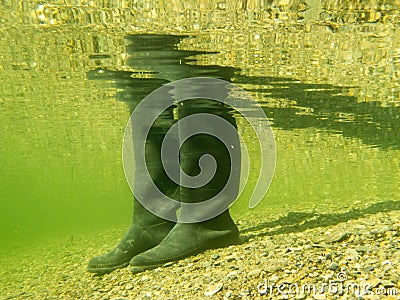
(240, 200, 400, 242)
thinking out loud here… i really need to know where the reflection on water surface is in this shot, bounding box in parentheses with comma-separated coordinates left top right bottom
(0, 0, 399, 248)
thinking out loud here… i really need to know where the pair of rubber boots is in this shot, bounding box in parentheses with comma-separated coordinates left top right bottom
(87, 101, 241, 275)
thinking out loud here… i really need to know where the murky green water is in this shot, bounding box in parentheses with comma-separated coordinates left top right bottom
(0, 0, 399, 255)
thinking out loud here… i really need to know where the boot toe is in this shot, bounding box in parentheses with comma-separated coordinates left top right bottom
(129, 248, 166, 274)
(87, 248, 131, 274)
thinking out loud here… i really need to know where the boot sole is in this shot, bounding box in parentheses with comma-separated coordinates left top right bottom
(129, 235, 242, 274)
(87, 260, 130, 275)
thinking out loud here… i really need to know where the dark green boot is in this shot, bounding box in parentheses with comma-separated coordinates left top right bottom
(87, 201, 175, 275)
(87, 109, 178, 275)
(129, 99, 241, 274)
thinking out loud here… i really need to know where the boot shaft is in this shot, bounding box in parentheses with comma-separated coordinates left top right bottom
(177, 98, 241, 222)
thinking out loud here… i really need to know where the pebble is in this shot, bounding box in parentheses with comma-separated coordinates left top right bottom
(264, 259, 287, 272)
(329, 262, 339, 271)
(3, 207, 400, 300)
(227, 271, 238, 279)
(346, 248, 359, 260)
(371, 225, 390, 234)
(363, 265, 375, 272)
(355, 245, 371, 253)
(247, 269, 261, 277)
(381, 260, 392, 267)
(324, 231, 349, 244)
(353, 225, 367, 230)
(269, 274, 280, 283)
(390, 275, 399, 284)
(226, 256, 238, 263)
(211, 253, 220, 260)
(204, 283, 223, 296)
(366, 278, 381, 288)
(380, 280, 396, 287)
(225, 291, 233, 298)
(143, 291, 152, 298)
(162, 262, 175, 267)
(60, 274, 70, 281)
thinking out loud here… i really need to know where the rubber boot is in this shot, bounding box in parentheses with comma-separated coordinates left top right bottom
(87, 108, 178, 275)
(129, 99, 241, 274)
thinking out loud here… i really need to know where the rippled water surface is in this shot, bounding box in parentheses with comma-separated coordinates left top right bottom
(0, 0, 399, 249)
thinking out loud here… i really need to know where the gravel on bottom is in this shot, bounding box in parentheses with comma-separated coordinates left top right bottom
(1, 200, 400, 300)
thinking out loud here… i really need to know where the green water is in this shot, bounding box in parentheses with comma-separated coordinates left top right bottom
(0, 0, 399, 255)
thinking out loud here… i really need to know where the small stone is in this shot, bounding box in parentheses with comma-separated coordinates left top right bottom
(225, 256, 236, 262)
(354, 225, 367, 230)
(381, 260, 392, 268)
(225, 291, 233, 298)
(264, 259, 287, 272)
(269, 274, 280, 283)
(381, 280, 395, 288)
(211, 253, 220, 260)
(141, 275, 151, 282)
(204, 282, 223, 296)
(227, 271, 238, 279)
(390, 275, 399, 284)
(346, 248, 359, 260)
(371, 225, 391, 233)
(329, 262, 339, 271)
(367, 278, 381, 288)
(248, 269, 261, 277)
(60, 274, 69, 281)
(324, 231, 349, 243)
(261, 240, 276, 250)
(321, 273, 334, 282)
(162, 262, 175, 267)
(229, 265, 239, 270)
(363, 265, 375, 272)
(355, 245, 371, 253)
